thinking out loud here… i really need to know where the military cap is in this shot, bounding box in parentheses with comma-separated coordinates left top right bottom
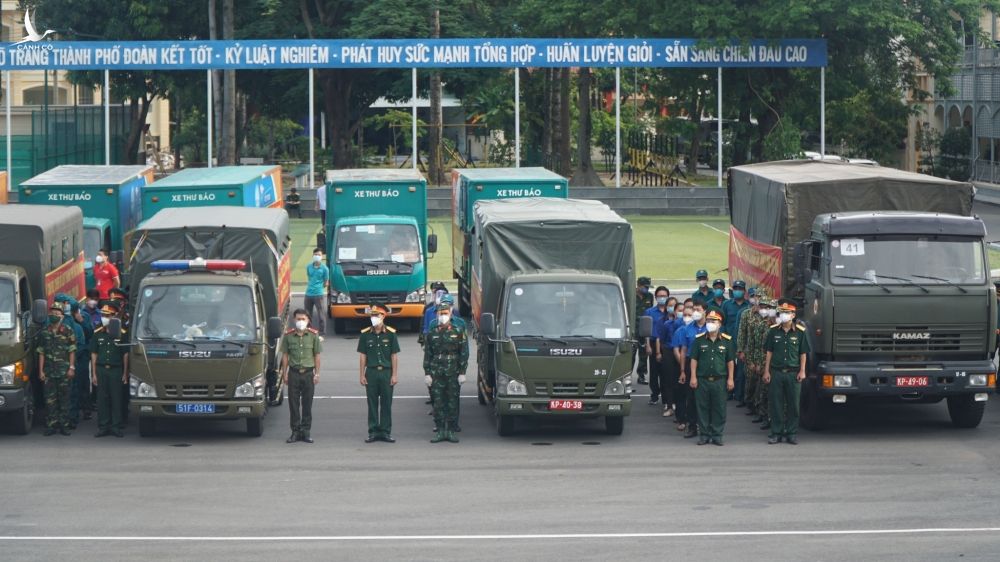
(436, 302, 453, 312)
(776, 300, 797, 313)
(440, 294, 455, 306)
(712, 278, 726, 287)
(747, 287, 757, 297)
(369, 303, 389, 316)
(430, 281, 447, 292)
(706, 310, 724, 322)
(637, 276, 652, 287)
(48, 303, 64, 313)
(695, 269, 708, 279)
(100, 303, 119, 315)
(109, 287, 128, 300)
(733, 279, 747, 290)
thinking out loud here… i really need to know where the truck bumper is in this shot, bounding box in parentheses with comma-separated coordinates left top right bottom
(330, 302, 424, 319)
(131, 399, 267, 419)
(813, 360, 995, 401)
(0, 386, 26, 412)
(496, 396, 632, 417)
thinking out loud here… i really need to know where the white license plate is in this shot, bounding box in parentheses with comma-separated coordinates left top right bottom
(176, 403, 216, 414)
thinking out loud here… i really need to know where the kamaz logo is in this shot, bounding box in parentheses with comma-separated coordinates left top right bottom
(549, 349, 583, 356)
(892, 332, 930, 341)
(366, 269, 390, 276)
(178, 350, 213, 358)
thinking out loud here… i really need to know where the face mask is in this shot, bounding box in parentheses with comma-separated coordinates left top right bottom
(779, 313, 794, 324)
(698, 280, 708, 288)
(87, 299, 98, 308)
(438, 314, 451, 325)
(639, 286, 649, 294)
(767, 309, 778, 318)
(48, 315, 61, 324)
(749, 298, 758, 306)
(706, 322, 720, 333)
(691, 311, 704, 322)
(100, 316, 110, 327)
(295, 320, 308, 331)
(312, 255, 322, 263)
(733, 290, 745, 300)
(713, 289, 724, 299)
(759, 309, 770, 318)
(656, 297, 667, 306)
(95, 255, 105, 264)
(682, 316, 693, 325)
(371, 316, 383, 327)
(666, 306, 675, 314)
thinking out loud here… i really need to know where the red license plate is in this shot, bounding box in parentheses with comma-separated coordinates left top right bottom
(549, 400, 584, 411)
(895, 376, 930, 387)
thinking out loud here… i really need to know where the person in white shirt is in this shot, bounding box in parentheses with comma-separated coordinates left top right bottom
(315, 184, 327, 225)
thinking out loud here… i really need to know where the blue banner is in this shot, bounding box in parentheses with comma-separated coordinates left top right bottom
(0, 38, 826, 70)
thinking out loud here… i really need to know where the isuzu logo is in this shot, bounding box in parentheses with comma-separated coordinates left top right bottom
(893, 332, 930, 341)
(178, 350, 213, 358)
(366, 269, 389, 276)
(549, 349, 583, 356)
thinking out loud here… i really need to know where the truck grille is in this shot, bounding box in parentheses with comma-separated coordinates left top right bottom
(533, 382, 600, 396)
(834, 324, 985, 354)
(163, 384, 229, 399)
(353, 292, 406, 305)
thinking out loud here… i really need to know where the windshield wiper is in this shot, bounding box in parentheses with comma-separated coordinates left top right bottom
(515, 334, 569, 345)
(566, 334, 618, 345)
(138, 335, 196, 348)
(910, 274, 969, 294)
(877, 274, 929, 294)
(194, 336, 247, 348)
(832, 274, 891, 293)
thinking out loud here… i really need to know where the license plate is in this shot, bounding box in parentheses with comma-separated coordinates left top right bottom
(549, 400, 584, 411)
(895, 376, 930, 388)
(176, 403, 216, 414)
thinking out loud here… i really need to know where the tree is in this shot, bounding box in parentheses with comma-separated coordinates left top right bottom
(936, 126, 971, 180)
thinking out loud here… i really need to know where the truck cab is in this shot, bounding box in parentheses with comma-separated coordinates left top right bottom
(126, 259, 283, 437)
(793, 212, 996, 428)
(82, 217, 114, 290)
(0, 267, 43, 434)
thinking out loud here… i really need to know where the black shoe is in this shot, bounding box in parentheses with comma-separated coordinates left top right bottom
(759, 422, 771, 430)
(637, 377, 648, 385)
(684, 429, 698, 439)
(365, 434, 378, 443)
(301, 435, 314, 444)
(647, 398, 658, 405)
(712, 438, 724, 446)
(786, 435, 798, 445)
(82, 411, 93, 420)
(94, 430, 110, 438)
(286, 433, 300, 443)
(59, 428, 71, 436)
(113, 431, 124, 438)
(44, 428, 56, 436)
(451, 424, 461, 433)
(697, 436, 710, 445)
(431, 426, 438, 433)
(745, 410, 756, 416)
(751, 415, 763, 423)
(424, 399, 432, 405)
(768, 435, 782, 445)
(67, 422, 77, 430)
(381, 435, 396, 443)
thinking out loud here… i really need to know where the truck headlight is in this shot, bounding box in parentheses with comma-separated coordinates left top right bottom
(604, 375, 630, 396)
(335, 292, 351, 304)
(235, 374, 266, 398)
(129, 375, 157, 398)
(496, 372, 527, 396)
(405, 289, 426, 303)
(0, 363, 17, 385)
(833, 375, 853, 388)
(969, 374, 988, 387)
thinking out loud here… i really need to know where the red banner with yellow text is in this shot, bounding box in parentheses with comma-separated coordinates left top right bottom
(44, 251, 86, 304)
(729, 226, 783, 299)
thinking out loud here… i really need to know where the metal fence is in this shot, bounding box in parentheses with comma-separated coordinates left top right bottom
(603, 131, 683, 186)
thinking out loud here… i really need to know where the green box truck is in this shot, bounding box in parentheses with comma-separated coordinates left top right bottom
(473, 198, 650, 436)
(322, 169, 436, 334)
(728, 160, 995, 429)
(124, 207, 291, 437)
(142, 165, 284, 218)
(450, 167, 568, 317)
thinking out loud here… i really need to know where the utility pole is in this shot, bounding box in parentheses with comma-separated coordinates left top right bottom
(428, 7, 443, 185)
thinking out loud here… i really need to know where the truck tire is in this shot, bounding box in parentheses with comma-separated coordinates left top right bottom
(246, 416, 264, 437)
(798, 379, 829, 431)
(605, 416, 624, 436)
(138, 417, 156, 437)
(496, 413, 515, 436)
(9, 397, 33, 435)
(947, 395, 986, 428)
(333, 319, 346, 334)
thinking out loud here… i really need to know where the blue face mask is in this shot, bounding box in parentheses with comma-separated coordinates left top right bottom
(733, 290, 744, 299)
(713, 289, 724, 298)
(666, 306, 675, 314)
(656, 297, 667, 306)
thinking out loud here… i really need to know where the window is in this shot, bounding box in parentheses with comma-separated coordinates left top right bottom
(61, 237, 70, 263)
(830, 236, 985, 286)
(23, 85, 68, 106)
(76, 85, 94, 105)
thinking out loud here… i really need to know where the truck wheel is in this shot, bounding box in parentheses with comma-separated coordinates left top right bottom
(496, 413, 515, 436)
(605, 416, 624, 436)
(138, 417, 156, 437)
(798, 379, 829, 431)
(947, 395, 986, 428)
(9, 397, 33, 435)
(333, 319, 346, 334)
(246, 416, 264, 437)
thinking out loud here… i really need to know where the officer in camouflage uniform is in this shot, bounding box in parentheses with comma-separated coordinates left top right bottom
(634, 276, 654, 384)
(426, 294, 465, 432)
(358, 304, 399, 443)
(90, 303, 128, 437)
(738, 291, 771, 424)
(37, 304, 77, 436)
(423, 301, 469, 443)
(753, 298, 777, 428)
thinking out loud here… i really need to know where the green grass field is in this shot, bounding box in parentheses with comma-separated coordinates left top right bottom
(289, 216, 730, 291)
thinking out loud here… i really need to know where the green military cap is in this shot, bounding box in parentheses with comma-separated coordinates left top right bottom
(48, 303, 63, 313)
(637, 276, 652, 286)
(695, 269, 708, 279)
(440, 294, 455, 306)
(436, 302, 452, 312)
(712, 278, 726, 287)
(369, 303, 389, 316)
(733, 279, 746, 289)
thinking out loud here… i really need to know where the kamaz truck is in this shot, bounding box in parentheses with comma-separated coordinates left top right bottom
(142, 165, 284, 218)
(0, 205, 86, 434)
(322, 169, 436, 334)
(728, 160, 995, 429)
(472, 198, 650, 436)
(123, 207, 291, 437)
(451, 168, 568, 316)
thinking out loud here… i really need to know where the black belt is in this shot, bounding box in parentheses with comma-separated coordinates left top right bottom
(367, 365, 389, 371)
(101, 364, 121, 369)
(290, 366, 314, 373)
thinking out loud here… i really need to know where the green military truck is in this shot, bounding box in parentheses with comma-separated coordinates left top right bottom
(473, 198, 650, 436)
(0, 205, 86, 434)
(322, 169, 435, 333)
(123, 207, 291, 437)
(728, 160, 995, 429)
(451, 168, 568, 317)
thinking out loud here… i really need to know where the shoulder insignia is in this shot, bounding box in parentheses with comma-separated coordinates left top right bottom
(284, 328, 296, 334)
(720, 333, 732, 340)
(361, 327, 372, 333)
(94, 327, 105, 334)
(385, 326, 396, 333)
(695, 332, 707, 338)
(307, 327, 319, 334)
(796, 324, 806, 331)
(770, 323, 780, 329)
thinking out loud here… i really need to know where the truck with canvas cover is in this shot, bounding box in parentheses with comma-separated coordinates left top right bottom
(124, 207, 291, 437)
(728, 160, 994, 429)
(322, 169, 435, 333)
(0, 204, 86, 434)
(451, 167, 568, 317)
(142, 165, 284, 218)
(472, 198, 649, 436)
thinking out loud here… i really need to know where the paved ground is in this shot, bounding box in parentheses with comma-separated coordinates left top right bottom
(2, 305, 999, 560)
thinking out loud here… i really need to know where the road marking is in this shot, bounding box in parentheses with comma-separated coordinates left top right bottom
(700, 223, 729, 236)
(1, 527, 998, 541)
(312, 395, 478, 399)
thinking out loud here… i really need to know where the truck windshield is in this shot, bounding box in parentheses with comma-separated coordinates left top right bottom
(335, 224, 421, 264)
(135, 285, 256, 341)
(830, 236, 985, 285)
(0, 279, 14, 330)
(83, 227, 102, 262)
(505, 282, 626, 339)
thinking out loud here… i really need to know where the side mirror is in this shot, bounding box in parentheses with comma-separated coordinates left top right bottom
(638, 315, 653, 338)
(427, 233, 438, 254)
(480, 312, 496, 337)
(267, 316, 284, 340)
(31, 299, 48, 325)
(793, 241, 814, 286)
(107, 317, 122, 339)
(316, 232, 327, 252)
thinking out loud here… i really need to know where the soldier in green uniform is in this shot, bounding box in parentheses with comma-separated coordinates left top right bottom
(37, 304, 77, 436)
(751, 298, 776, 428)
(90, 303, 128, 437)
(358, 304, 400, 443)
(634, 276, 654, 384)
(764, 300, 810, 445)
(738, 290, 768, 419)
(281, 308, 323, 444)
(689, 310, 735, 446)
(424, 301, 469, 443)
(427, 293, 466, 432)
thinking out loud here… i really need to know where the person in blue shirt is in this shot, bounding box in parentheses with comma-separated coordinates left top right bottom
(722, 279, 751, 405)
(644, 286, 672, 409)
(304, 248, 330, 333)
(677, 300, 708, 438)
(55, 294, 90, 429)
(653, 296, 681, 419)
(421, 282, 449, 340)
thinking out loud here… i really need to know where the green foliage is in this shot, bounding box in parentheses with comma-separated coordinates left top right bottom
(172, 108, 207, 164)
(365, 109, 427, 153)
(936, 127, 971, 181)
(761, 123, 803, 161)
(243, 116, 304, 161)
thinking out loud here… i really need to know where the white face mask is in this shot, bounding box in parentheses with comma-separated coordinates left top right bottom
(779, 313, 794, 324)
(438, 314, 450, 325)
(295, 319, 308, 331)
(87, 299, 98, 308)
(758, 309, 771, 318)
(371, 316, 383, 327)
(100, 316, 110, 327)
(698, 280, 708, 288)
(749, 298, 758, 306)
(95, 255, 105, 264)
(682, 316, 693, 325)
(312, 255, 322, 263)
(706, 321, 720, 333)
(767, 309, 777, 318)
(691, 311, 704, 322)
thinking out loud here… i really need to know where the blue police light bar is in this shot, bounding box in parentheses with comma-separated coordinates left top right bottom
(150, 258, 246, 272)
